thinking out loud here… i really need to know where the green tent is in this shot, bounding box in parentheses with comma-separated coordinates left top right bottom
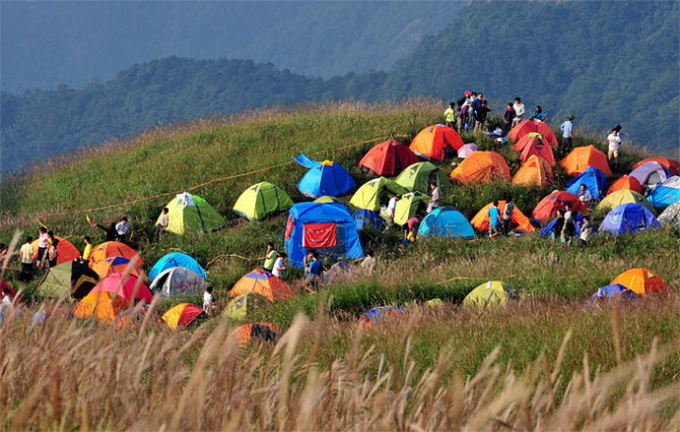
(232, 182, 294, 220)
(223, 293, 270, 322)
(395, 162, 449, 194)
(349, 177, 408, 212)
(394, 192, 430, 225)
(463, 281, 517, 310)
(157, 192, 225, 235)
(38, 261, 99, 300)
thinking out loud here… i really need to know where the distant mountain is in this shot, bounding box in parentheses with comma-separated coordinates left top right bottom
(0, 1, 459, 93)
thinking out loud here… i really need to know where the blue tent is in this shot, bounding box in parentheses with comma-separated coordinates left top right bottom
(648, 176, 680, 209)
(148, 252, 208, 281)
(284, 202, 364, 267)
(353, 209, 386, 231)
(418, 207, 475, 238)
(589, 284, 639, 300)
(566, 167, 608, 199)
(539, 215, 584, 238)
(600, 203, 661, 235)
(294, 154, 356, 198)
(362, 306, 405, 324)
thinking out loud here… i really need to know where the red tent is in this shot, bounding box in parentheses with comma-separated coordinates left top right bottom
(358, 140, 419, 176)
(515, 134, 555, 165)
(508, 120, 558, 148)
(532, 191, 587, 222)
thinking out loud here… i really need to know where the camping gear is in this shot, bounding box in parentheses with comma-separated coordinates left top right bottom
(463, 281, 517, 309)
(358, 306, 405, 328)
(449, 151, 511, 184)
(629, 161, 672, 189)
(507, 119, 558, 148)
(599, 203, 661, 235)
(596, 190, 653, 213)
(295, 155, 355, 198)
(512, 155, 554, 187)
(232, 182, 294, 220)
(632, 157, 680, 176)
(38, 260, 99, 299)
(607, 175, 643, 195)
(610, 268, 666, 295)
(90, 241, 144, 266)
(230, 323, 279, 345)
(161, 303, 204, 330)
(393, 192, 430, 226)
(31, 236, 80, 265)
(284, 202, 364, 267)
(91, 256, 141, 279)
(514, 133, 555, 164)
(149, 267, 208, 297)
(539, 217, 583, 239)
(532, 191, 587, 222)
(648, 176, 680, 209)
(157, 192, 225, 235)
(358, 140, 419, 176)
(349, 177, 408, 212)
(471, 201, 534, 232)
(148, 252, 207, 281)
(394, 161, 449, 193)
(229, 269, 294, 301)
(559, 146, 612, 176)
(89, 273, 154, 303)
(223, 293, 270, 322)
(74, 291, 129, 323)
(457, 143, 478, 159)
(566, 167, 608, 200)
(409, 124, 464, 160)
(658, 201, 680, 230)
(590, 284, 639, 300)
(352, 209, 386, 231)
(418, 207, 475, 238)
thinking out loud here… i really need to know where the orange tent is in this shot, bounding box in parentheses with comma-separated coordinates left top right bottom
(611, 268, 666, 296)
(31, 236, 81, 264)
(229, 323, 279, 346)
(91, 257, 141, 279)
(450, 151, 511, 184)
(358, 140, 419, 176)
(516, 135, 555, 165)
(632, 157, 679, 176)
(409, 124, 464, 160)
(508, 120, 558, 148)
(90, 242, 144, 267)
(512, 156, 554, 187)
(607, 175, 643, 195)
(532, 191, 587, 222)
(74, 291, 129, 323)
(229, 269, 294, 301)
(559, 146, 612, 176)
(471, 201, 534, 232)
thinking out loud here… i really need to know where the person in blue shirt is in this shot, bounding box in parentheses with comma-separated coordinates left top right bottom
(531, 105, 547, 122)
(304, 251, 324, 292)
(488, 201, 502, 238)
(560, 115, 575, 154)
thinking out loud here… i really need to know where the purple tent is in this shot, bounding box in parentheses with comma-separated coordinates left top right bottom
(629, 161, 672, 189)
(457, 143, 478, 159)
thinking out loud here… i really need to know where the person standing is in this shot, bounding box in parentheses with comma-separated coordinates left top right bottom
(607, 128, 622, 167)
(37, 227, 49, 264)
(427, 182, 441, 213)
(304, 251, 323, 293)
(154, 208, 170, 243)
(272, 252, 287, 279)
(503, 103, 516, 134)
(115, 217, 130, 243)
(46, 236, 60, 268)
(473, 100, 491, 134)
(444, 102, 456, 130)
(19, 236, 34, 282)
(261, 242, 277, 272)
(488, 201, 502, 238)
(560, 115, 575, 154)
(512, 97, 525, 127)
(386, 195, 401, 228)
(82, 236, 93, 262)
(202, 286, 216, 315)
(578, 216, 596, 247)
(501, 200, 516, 236)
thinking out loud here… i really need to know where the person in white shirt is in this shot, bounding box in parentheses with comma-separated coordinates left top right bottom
(19, 236, 34, 282)
(203, 287, 216, 315)
(2, 287, 12, 307)
(115, 217, 130, 243)
(560, 115, 575, 154)
(360, 250, 377, 275)
(512, 97, 525, 127)
(386, 195, 401, 227)
(577, 184, 593, 206)
(427, 182, 441, 213)
(272, 252, 287, 278)
(154, 208, 169, 243)
(607, 128, 622, 166)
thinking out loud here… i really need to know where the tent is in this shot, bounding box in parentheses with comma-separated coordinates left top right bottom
(161, 303, 204, 330)
(232, 182, 294, 221)
(457, 143, 478, 159)
(284, 202, 364, 267)
(223, 293, 270, 322)
(463, 281, 517, 309)
(471, 201, 534, 232)
(157, 192, 225, 235)
(512, 155, 554, 187)
(560, 146, 612, 176)
(91, 256, 141, 279)
(589, 284, 639, 301)
(539, 217, 583, 239)
(229, 269, 294, 301)
(658, 201, 680, 230)
(395, 161, 449, 194)
(230, 323, 279, 345)
(515, 133, 555, 165)
(358, 140, 419, 176)
(148, 252, 207, 281)
(74, 291, 129, 323)
(632, 157, 680, 176)
(566, 167, 608, 200)
(358, 306, 405, 328)
(90, 273, 154, 303)
(449, 151, 511, 184)
(90, 241, 144, 266)
(31, 236, 80, 265)
(409, 124, 464, 160)
(349, 177, 408, 212)
(607, 175, 643, 195)
(149, 267, 208, 297)
(629, 162, 672, 189)
(353, 209, 386, 231)
(596, 190, 653, 213)
(532, 191, 586, 222)
(38, 260, 99, 299)
(508, 120, 558, 148)
(648, 176, 680, 209)
(599, 204, 661, 235)
(418, 207, 475, 238)
(610, 268, 666, 295)
(314, 196, 339, 203)
(394, 192, 430, 226)
(295, 155, 356, 198)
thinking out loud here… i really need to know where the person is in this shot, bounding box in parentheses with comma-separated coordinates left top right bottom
(115, 217, 130, 243)
(512, 97, 525, 127)
(473, 100, 491, 134)
(303, 249, 315, 275)
(560, 115, 575, 154)
(501, 200, 515, 236)
(19, 236, 34, 282)
(82, 236, 93, 262)
(503, 103, 516, 134)
(37, 227, 49, 264)
(607, 128, 622, 167)
(1, 287, 12, 307)
(403, 217, 420, 245)
(272, 252, 287, 279)
(552, 209, 565, 239)
(578, 216, 596, 247)
(304, 251, 323, 293)
(360, 249, 377, 275)
(488, 201, 502, 238)
(46, 235, 60, 268)
(203, 286, 216, 315)
(154, 207, 170, 243)
(577, 184, 593, 207)
(94, 222, 118, 242)
(427, 182, 440, 213)
(560, 205, 576, 246)
(530, 105, 546, 121)
(386, 194, 401, 228)
(444, 102, 456, 129)
(261, 242, 277, 272)
(457, 102, 470, 132)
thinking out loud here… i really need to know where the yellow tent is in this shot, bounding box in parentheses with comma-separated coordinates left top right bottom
(394, 192, 430, 226)
(233, 182, 294, 220)
(463, 281, 517, 310)
(157, 192, 225, 235)
(349, 177, 408, 212)
(596, 190, 653, 213)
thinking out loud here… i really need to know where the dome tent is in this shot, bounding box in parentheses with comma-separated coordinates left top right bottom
(532, 191, 586, 222)
(31, 236, 80, 265)
(148, 252, 207, 281)
(559, 146, 612, 176)
(599, 204, 661, 236)
(607, 175, 643, 195)
(632, 157, 679, 176)
(294, 154, 355, 198)
(232, 182, 294, 220)
(658, 201, 680, 230)
(508, 120, 558, 148)
(229, 269, 294, 301)
(648, 176, 680, 209)
(157, 192, 225, 235)
(463, 281, 517, 310)
(596, 190, 652, 213)
(512, 155, 554, 187)
(610, 268, 666, 296)
(566, 167, 608, 200)
(471, 201, 534, 232)
(162, 303, 204, 331)
(629, 161, 672, 189)
(358, 140, 419, 176)
(38, 260, 99, 300)
(349, 177, 408, 212)
(449, 151, 511, 185)
(409, 124, 464, 160)
(150, 267, 208, 298)
(394, 161, 449, 194)
(418, 207, 475, 238)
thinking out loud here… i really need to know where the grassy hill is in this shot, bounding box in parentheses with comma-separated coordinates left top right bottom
(1, 103, 679, 428)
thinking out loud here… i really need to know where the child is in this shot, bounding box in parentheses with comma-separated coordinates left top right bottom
(304, 252, 323, 293)
(154, 208, 170, 243)
(203, 286, 216, 315)
(115, 217, 130, 243)
(82, 236, 93, 262)
(37, 227, 49, 264)
(272, 252, 287, 279)
(261, 242, 277, 272)
(488, 201, 501, 238)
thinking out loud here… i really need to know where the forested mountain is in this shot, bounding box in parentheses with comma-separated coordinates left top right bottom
(1, 1, 458, 92)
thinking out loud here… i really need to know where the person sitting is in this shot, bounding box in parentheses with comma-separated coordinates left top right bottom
(531, 105, 547, 121)
(360, 250, 377, 275)
(1, 287, 12, 307)
(577, 184, 593, 207)
(115, 217, 130, 243)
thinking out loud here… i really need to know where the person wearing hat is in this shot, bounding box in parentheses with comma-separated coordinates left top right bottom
(560, 115, 575, 154)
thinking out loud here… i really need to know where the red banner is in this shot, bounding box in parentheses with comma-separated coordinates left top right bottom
(303, 222, 337, 248)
